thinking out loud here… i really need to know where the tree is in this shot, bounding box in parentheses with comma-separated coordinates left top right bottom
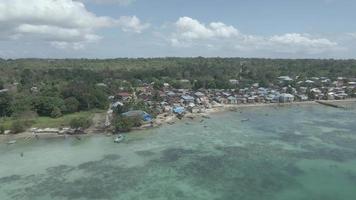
(69, 117, 92, 129)
(33, 96, 65, 117)
(0, 93, 12, 117)
(0, 125, 5, 134)
(0, 79, 4, 90)
(114, 116, 141, 133)
(64, 97, 80, 114)
(153, 80, 164, 90)
(10, 120, 26, 134)
(50, 107, 62, 118)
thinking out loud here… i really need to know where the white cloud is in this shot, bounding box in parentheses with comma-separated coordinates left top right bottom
(0, 0, 147, 50)
(175, 17, 239, 40)
(269, 33, 337, 48)
(171, 17, 338, 55)
(117, 16, 150, 33)
(348, 33, 356, 38)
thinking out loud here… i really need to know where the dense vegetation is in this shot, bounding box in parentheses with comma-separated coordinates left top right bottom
(1, 57, 356, 132)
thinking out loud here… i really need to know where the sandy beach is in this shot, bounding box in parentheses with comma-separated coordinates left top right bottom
(1, 99, 355, 144)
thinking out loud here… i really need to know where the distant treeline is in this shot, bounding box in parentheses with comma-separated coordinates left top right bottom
(1, 58, 356, 85)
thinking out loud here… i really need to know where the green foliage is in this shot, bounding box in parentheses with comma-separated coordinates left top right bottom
(50, 107, 63, 118)
(114, 116, 141, 133)
(0, 92, 12, 117)
(69, 117, 92, 129)
(33, 96, 65, 118)
(153, 80, 164, 90)
(10, 120, 33, 134)
(0, 125, 5, 134)
(61, 81, 108, 111)
(64, 97, 80, 114)
(11, 93, 34, 115)
(0, 79, 4, 90)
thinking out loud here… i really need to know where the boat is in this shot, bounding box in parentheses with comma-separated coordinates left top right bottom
(241, 118, 250, 122)
(114, 134, 124, 143)
(7, 140, 16, 145)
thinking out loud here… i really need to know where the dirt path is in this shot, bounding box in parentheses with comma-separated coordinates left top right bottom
(87, 113, 107, 134)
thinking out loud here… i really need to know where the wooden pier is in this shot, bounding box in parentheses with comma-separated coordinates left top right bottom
(315, 100, 347, 109)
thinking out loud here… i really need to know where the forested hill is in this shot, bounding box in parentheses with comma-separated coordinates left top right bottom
(1, 57, 356, 85)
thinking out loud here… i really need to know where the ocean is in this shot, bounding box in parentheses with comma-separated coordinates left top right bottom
(1, 103, 356, 200)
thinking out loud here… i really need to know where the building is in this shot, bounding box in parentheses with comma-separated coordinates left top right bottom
(227, 96, 238, 104)
(279, 93, 294, 103)
(122, 110, 153, 122)
(181, 95, 195, 105)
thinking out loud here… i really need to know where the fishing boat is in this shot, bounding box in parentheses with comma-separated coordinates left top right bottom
(241, 118, 250, 122)
(114, 134, 124, 143)
(7, 140, 16, 145)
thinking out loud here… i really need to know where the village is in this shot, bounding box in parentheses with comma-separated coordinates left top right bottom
(1, 75, 356, 138)
(107, 76, 356, 127)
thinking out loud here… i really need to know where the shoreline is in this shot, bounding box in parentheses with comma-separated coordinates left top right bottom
(1, 99, 355, 144)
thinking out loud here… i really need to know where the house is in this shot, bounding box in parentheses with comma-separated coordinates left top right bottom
(173, 107, 185, 115)
(112, 101, 124, 108)
(30, 86, 38, 93)
(327, 92, 335, 100)
(305, 80, 315, 84)
(122, 110, 153, 122)
(194, 92, 205, 98)
(252, 83, 259, 88)
(96, 83, 107, 87)
(167, 91, 176, 97)
(279, 93, 294, 103)
(227, 96, 238, 104)
(222, 92, 231, 97)
(278, 76, 293, 82)
(214, 96, 228, 104)
(247, 97, 256, 103)
(296, 94, 308, 101)
(181, 95, 195, 105)
(229, 79, 239, 85)
(236, 97, 247, 104)
(117, 92, 132, 101)
(334, 92, 347, 100)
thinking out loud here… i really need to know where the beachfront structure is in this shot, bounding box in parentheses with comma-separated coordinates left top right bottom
(173, 107, 185, 115)
(181, 95, 195, 105)
(279, 93, 295, 103)
(296, 94, 309, 101)
(122, 110, 153, 122)
(227, 96, 238, 104)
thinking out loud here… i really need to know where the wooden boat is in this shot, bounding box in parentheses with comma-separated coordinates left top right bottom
(114, 134, 124, 143)
(7, 140, 16, 145)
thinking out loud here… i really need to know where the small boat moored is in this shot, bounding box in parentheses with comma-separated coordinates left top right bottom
(241, 118, 250, 122)
(114, 134, 124, 143)
(7, 140, 16, 145)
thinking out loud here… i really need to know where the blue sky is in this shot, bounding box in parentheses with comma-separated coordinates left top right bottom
(0, 0, 355, 58)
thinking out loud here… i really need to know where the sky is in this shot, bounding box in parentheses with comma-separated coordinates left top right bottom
(0, 0, 356, 59)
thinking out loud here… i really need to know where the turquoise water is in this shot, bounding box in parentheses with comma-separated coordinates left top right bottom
(1, 103, 356, 200)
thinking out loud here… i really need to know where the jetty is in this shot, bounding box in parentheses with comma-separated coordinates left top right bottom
(315, 100, 346, 109)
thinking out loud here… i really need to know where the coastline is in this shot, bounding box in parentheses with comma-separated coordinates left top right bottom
(1, 99, 355, 144)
